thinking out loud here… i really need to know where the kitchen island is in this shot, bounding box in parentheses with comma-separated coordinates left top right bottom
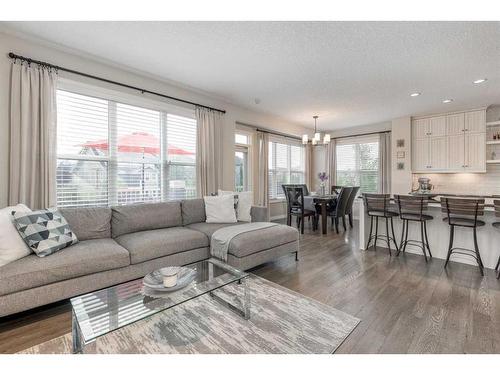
(358, 194, 500, 269)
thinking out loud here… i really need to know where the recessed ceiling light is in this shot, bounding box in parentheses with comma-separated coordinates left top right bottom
(442, 99, 454, 104)
(473, 78, 487, 84)
(410, 92, 421, 97)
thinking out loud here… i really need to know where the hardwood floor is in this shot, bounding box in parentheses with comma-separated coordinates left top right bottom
(1, 219, 500, 353)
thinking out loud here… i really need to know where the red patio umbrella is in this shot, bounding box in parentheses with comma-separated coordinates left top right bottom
(81, 132, 194, 155)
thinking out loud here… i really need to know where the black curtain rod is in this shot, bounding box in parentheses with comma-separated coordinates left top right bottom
(332, 130, 391, 141)
(254, 127, 301, 141)
(8, 52, 226, 114)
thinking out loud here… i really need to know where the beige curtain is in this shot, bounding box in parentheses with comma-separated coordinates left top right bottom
(9, 61, 57, 209)
(304, 142, 314, 191)
(252, 131, 269, 207)
(325, 139, 337, 190)
(195, 107, 224, 196)
(379, 132, 391, 194)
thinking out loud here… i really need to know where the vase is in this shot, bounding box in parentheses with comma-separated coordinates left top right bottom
(320, 184, 325, 196)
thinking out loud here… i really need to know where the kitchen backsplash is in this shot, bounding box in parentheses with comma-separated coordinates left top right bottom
(412, 164, 500, 195)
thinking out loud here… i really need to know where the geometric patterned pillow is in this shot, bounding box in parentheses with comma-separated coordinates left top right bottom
(11, 208, 78, 257)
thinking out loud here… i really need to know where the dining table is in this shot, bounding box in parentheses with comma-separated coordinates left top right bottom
(304, 193, 338, 234)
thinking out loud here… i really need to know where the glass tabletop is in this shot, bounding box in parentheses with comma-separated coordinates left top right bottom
(70, 258, 248, 344)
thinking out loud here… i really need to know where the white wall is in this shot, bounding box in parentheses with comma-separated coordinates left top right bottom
(0, 31, 310, 208)
(391, 117, 412, 195)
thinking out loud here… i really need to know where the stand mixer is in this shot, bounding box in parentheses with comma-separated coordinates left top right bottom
(412, 177, 434, 194)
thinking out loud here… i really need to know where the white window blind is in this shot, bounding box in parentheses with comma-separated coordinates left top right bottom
(268, 137, 305, 199)
(336, 135, 379, 193)
(56, 88, 197, 208)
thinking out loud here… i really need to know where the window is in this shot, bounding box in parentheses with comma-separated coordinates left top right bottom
(56, 88, 197, 207)
(234, 132, 251, 192)
(268, 137, 305, 199)
(336, 135, 379, 193)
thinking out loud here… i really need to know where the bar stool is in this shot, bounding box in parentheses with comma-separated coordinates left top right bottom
(394, 195, 433, 262)
(441, 197, 485, 276)
(363, 193, 399, 256)
(493, 200, 500, 279)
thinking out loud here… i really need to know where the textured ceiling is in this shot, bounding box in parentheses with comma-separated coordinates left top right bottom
(3, 21, 500, 130)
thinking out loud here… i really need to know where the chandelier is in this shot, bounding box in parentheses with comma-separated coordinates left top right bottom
(302, 116, 330, 145)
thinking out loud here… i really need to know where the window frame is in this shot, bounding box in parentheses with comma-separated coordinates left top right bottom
(56, 79, 197, 207)
(335, 134, 380, 194)
(268, 136, 306, 201)
(234, 130, 253, 192)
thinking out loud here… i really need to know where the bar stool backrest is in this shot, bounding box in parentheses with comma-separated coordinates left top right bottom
(363, 193, 391, 214)
(282, 185, 306, 212)
(440, 197, 485, 223)
(494, 200, 500, 218)
(394, 194, 430, 220)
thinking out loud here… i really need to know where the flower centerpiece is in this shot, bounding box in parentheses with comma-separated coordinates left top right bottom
(317, 172, 328, 196)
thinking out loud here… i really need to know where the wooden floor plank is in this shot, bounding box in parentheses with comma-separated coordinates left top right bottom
(1, 219, 500, 354)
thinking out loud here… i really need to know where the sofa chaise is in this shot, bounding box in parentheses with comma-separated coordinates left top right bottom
(0, 198, 299, 317)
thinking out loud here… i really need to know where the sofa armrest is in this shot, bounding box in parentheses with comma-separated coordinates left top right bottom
(250, 206, 270, 222)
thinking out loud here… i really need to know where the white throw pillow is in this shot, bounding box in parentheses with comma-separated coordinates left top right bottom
(218, 189, 253, 222)
(204, 195, 237, 223)
(0, 204, 32, 267)
(236, 191, 253, 222)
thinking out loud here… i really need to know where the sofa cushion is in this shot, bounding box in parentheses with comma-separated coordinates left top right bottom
(115, 227, 209, 264)
(112, 202, 182, 237)
(181, 198, 206, 225)
(0, 239, 130, 296)
(59, 207, 112, 240)
(185, 222, 247, 238)
(227, 224, 299, 258)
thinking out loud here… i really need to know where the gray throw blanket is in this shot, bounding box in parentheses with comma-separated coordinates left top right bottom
(211, 222, 278, 261)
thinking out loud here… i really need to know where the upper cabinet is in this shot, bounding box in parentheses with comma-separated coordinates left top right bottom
(411, 109, 486, 173)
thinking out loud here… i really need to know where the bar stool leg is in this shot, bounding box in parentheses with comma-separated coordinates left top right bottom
(390, 217, 399, 252)
(420, 221, 428, 262)
(374, 217, 379, 249)
(444, 225, 455, 269)
(402, 220, 409, 253)
(397, 219, 406, 256)
(385, 217, 392, 256)
(496, 255, 500, 279)
(473, 227, 484, 276)
(423, 221, 432, 258)
(366, 216, 374, 249)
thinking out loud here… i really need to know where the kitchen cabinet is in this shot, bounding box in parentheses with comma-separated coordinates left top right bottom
(412, 109, 486, 173)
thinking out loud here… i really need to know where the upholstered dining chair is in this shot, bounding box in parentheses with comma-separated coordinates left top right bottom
(345, 186, 360, 228)
(282, 185, 317, 234)
(327, 187, 353, 233)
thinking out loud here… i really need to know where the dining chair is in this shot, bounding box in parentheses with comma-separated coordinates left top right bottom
(327, 187, 353, 233)
(441, 197, 485, 276)
(331, 185, 342, 195)
(282, 185, 317, 234)
(363, 193, 399, 256)
(345, 186, 360, 228)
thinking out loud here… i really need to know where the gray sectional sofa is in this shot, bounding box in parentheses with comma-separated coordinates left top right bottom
(0, 198, 299, 318)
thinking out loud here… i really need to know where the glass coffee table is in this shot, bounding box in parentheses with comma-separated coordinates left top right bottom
(70, 258, 250, 353)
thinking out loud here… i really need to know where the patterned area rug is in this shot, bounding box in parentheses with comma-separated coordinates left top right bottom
(20, 275, 360, 354)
